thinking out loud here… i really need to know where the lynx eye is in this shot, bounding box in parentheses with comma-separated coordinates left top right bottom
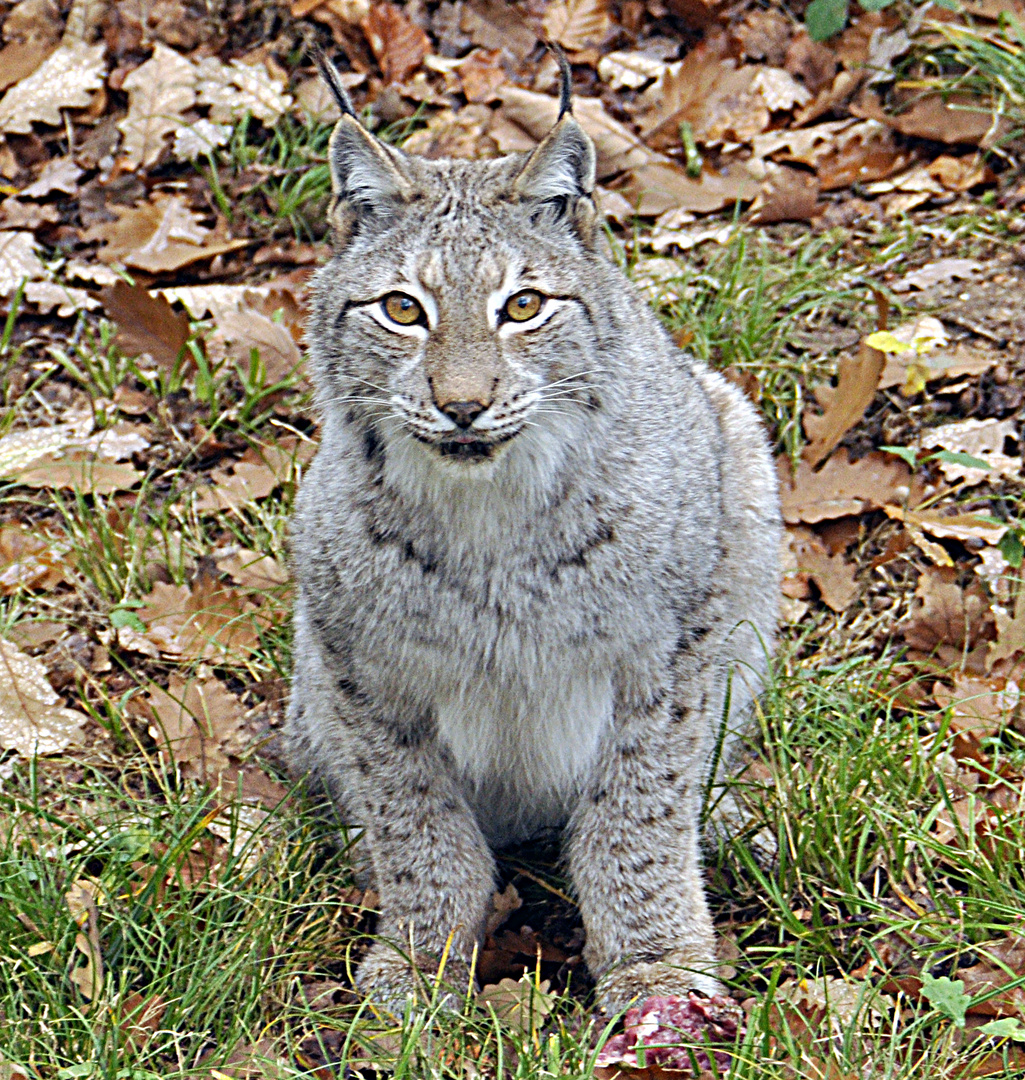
(383, 293, 425, 326)
(504, 290, 544, 322)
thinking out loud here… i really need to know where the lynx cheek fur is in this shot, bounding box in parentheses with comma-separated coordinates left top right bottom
(287, 60, 781, 1012)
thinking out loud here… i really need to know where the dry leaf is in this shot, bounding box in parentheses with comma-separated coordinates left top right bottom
(20, 155, 82, 197)
(115, 992, 168, 1051)
(145, 673, 250, 780)
(0, 39, 106, 133)
(194, 450, 283, 513)
(477, 976, 554, 1033)
(24, 281, 99, 317)
(989, 595, 1025, 670)
(0, 638, 87, 756)
(118, 43, 197, 170)
(883, 507, 1006, 548)
(803, 343, 884, 467)
(852, 88, 1005, 146)
(778, 450, 916, 525)
(100, 280, 191, 372)
(598, 50, 666, 90)
(133, 575, 262, 661)
(171, 118, 232, 160)
(902, 566, 993, 653)
(542, 0, 612, 54)
(933, 674, 1020, 738)
(0, 415, 93, 474)
(920, 418, 1021, 485)
(362, 3, 430, 85)
(892, 258, 982, 294)
(84, 194, 248, 273)
(8, 450, 144, 495)
(195, 55, 294, 124)
(214, 547, 289, 592)
(0, 526, 72, 594)
(788, 526, 859, 612)
(69, 930, 103, 1001)
(460, 0, 537, 65)
(748, 162, 819, 225)
(0, 0, 62, 94)
(210, 310, 303, 383)
(0, 230, 45, 294)
(456, 48, 506, 104)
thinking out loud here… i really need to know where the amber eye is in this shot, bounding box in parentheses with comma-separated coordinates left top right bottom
(383, 293, 425, 326)
(504, 290, 544, 322)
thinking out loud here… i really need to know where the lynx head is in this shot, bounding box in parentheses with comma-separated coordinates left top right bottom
(307, 53, 620, 480)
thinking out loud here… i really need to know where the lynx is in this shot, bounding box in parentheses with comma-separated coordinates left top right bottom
(287, 55, 781, 1013)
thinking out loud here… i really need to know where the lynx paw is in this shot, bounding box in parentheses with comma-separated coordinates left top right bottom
(356, 942, 475, 1014)
(596, 950, 723, 1015)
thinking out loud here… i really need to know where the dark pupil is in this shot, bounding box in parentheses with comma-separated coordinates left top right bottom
(399, 298, 413, 311)
(516, 296, 530, 309)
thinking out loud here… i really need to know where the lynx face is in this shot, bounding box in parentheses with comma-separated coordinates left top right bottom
(307, 113, 605, 470)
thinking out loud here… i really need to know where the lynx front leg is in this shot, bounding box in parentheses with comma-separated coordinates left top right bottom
(343, 718, 497, 1008)
(566, 692, 721, 1013)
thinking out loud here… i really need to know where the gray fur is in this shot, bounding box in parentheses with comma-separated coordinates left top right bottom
(287, 108, 781, 1012)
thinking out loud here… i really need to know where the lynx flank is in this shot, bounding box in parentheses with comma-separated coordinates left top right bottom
(287, 57, 781, 1012)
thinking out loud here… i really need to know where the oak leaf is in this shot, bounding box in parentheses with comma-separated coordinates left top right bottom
(0, 230, 45, 295)
(778, 450, 916, 525)
(542, 0, 612, 53)
(118, 43, 197, 170)
(0, 40, 106, 133)
(361, 2, 430, 85)
(0, 638, 87, 757)
(802, 343, 884, 467)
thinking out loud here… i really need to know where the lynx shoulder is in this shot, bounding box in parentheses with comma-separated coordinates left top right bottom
(287, 56, 782, 1012)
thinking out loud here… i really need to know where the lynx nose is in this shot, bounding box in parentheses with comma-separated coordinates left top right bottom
(440, 400, 486, 428)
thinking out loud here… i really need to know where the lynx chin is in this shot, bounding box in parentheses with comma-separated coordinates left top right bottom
(287, 54, 781, 1013)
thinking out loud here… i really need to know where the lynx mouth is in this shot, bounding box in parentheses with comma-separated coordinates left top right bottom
(433, 429, 519, 463)
(437, 439, 496, 462)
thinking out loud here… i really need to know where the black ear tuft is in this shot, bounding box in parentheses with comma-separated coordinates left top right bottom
(313, 47, 358, 120)
(550, 42, 573, 120)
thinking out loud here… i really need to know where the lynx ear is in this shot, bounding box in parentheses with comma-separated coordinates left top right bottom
(513, 115, 599, 245)
(513, 115, 596, 204)
(318, 49, 411, 246)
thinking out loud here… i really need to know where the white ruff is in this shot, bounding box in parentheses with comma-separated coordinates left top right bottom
(435, 664, 613, 846)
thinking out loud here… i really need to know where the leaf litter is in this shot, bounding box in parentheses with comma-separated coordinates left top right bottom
(0, 0, 1023, 1074)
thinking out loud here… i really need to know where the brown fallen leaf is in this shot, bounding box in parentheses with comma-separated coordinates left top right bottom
(132, 574, 262, 661)
(787, 526, 859, 612)
(460, 0, 537, 65)
(114, 992, 168, 1052)
(933, 673, 1021, 738)
(20, 155, 82, 197)
(891, 258, 982, 293)
(902, 566, 994, 654)
(209, 310, 304, 384)
(989, 593, 1025, 671)
(959, 937, 1025, 1018)
(0, 0, 62, 94)
(0, 525, 72, 594)
(214, 547, 289, 592)
(920, 418, 1022, 485)
(195, 55, 294, 125)
(118, 42, 197, 170)
(477, 976, 555, 1034)
(0, 230, 46, 295)
(883, 507, 1006, 548)
(0, 638, 87, 757)
(10, 452, 144, 495)
(144, 673, 252, 780)
(748, 162, 819, 224)
(100, 281, 191, 372)
(778, 450, 917, 525)
(802, 343, 885, 468)
(542, 0, 613, 54)
(84, 194, 248, 274)
(455, 48, 506, 104)
(0, 39, 106, 133)
(362, 2, 430, 85)
(851, 87, 1005, 146)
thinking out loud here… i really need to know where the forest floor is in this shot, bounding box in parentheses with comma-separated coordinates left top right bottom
(0, 0, 1024, 1077)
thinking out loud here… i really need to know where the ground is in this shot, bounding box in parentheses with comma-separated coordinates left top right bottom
(0, 0, 1024, 1077)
